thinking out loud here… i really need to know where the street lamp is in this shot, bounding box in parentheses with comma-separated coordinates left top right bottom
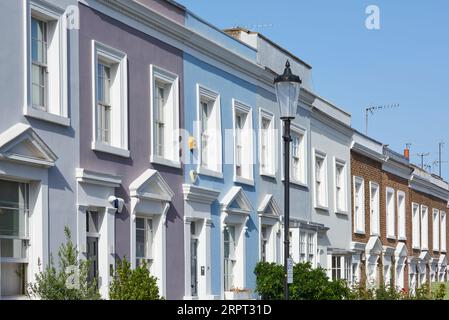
(274, 60, 302, 300)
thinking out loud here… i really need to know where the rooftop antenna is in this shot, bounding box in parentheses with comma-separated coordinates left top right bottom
(417, 152, 430, 170)
(365, 104, 400, 135)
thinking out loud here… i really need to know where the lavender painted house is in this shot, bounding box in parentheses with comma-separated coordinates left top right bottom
(77, 1, 185, 299)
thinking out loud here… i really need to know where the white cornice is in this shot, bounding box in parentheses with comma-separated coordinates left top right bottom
(310, 106, 353, 138)
(382, 157, 412, 181)
(351, 142, 386, 163)
(86, 0, 273, 89)
(182, 184, 220, 204)
(410, 173, 449, 201)
(76, 168, 122, 187)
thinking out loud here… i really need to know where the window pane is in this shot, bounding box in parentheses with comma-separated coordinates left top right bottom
(31, 18, 46, 64)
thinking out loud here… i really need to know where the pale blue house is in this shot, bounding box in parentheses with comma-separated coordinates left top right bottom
(181, 12, 261, 299)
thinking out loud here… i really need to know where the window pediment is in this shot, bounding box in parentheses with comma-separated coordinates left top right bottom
(0, 123, 57, 167)
(130, 169, 174, 202)
(258, 194, 281, 220)
(220, 186, 253, 215)
(365, 236, 382, 255)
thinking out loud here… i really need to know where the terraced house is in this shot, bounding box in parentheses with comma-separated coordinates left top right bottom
(350, 131, 449, 293)
(0, 0, 448, 300)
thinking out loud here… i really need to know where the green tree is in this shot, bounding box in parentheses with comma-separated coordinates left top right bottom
(27, 226, 100, 300)
(109, 257, 162, 300)
(254, 261, 284, 300)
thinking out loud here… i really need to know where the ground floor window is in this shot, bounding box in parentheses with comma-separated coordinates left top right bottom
(135, 216, 153, 268)
(0, 180, 29, 297)
(331, 255, 351, 281)
(298, 230, 316, 266)
(223, 226, 236, 291)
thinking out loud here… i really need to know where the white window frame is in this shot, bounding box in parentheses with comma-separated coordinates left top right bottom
(334, 158, 347, 214)
(289, 125, 306, 186)
(353, 176, 365, 234)
(433, 209, 440, 252)
(386, 187, 396, 239)
(369, 181, 380, 236)
(331, 255, 352, 281)
(441, 211, 446, 253)
(232, 99, 254, 185)
(196, 85, 222, 178)
(421, 205, 429, 250)
(412, 203, 421, 249)
(91, 40, 129, 158)
(397, 191, 406, 240)
(150, 65, 180, 168)
(298, 230, 317, 267)
(314, 150, 328, 209)
(23, 0, 69, 126)
(135, 216, 154, 266)
(258, 109, 275, 177)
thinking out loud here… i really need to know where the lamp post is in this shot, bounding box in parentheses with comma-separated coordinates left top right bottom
(274, 60, 302, 300)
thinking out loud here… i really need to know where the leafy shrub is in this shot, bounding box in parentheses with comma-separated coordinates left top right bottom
(254, 261, 284, 300)
(27, 226, 100, 300)
(254, 261, 351, 300)
(109, 257, 162, 300)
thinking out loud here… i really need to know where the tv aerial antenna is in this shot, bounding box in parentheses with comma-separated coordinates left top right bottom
(365, 104, 400, 135)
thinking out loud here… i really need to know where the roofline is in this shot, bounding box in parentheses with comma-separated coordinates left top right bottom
(352, 128, 384, 146)
(223, 27, 313, 70)
(185, 13, 257, 52)
(302, 87, 351, 118)
(161, 0, 186, 11)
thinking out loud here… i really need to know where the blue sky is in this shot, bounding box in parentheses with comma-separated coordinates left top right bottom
(177, 0, 449, 180)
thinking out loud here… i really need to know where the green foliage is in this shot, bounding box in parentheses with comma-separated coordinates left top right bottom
(109, 257, 162, 300)
(254, 261, 351, 300)
(254, 262, 284, 300)
(254, 261, 449, 300)
(27, 226, 101, 300)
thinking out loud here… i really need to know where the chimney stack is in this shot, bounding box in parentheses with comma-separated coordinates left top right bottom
(404, 148, 410, 160)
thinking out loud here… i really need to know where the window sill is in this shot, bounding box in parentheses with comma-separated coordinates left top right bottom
(197, 167, 223, 179)
(441, 249, 447, 253)
(314, 205, 329, 212)
(398, 236, 407, 241)
(412, 246, 421, 250)
(92, 141, 130, 158)
(354, 230, 366, 235)
(335, 210, 349, 215)
(150, 155, 181, 169)
(386, 235, 396, 240)
(260, 172, 276, 179)
(234, 176, 255, 186)
(24, 107, 70, 127)
(289, 180, 308, 188)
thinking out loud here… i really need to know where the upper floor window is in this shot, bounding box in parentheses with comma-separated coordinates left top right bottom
(353, 176, 365, 234)
(197, 85, 222, 176)
(290, 126, 306, 185)
(92, 41, 128, 157)
(314, 151, 327, 208)
(370, 182, 380, 236)
(421, 205, 429, 250)
(386, 188, 395, 239)
(397, 191, 406, 239)
(233, 100, 254, 185)
(259, 110, 275, 177)
(412, 203, 420, 249)
(433, 209, 440, 251)
(25, 3, 69, 125)
(441, 211, 447, 252)
(334, 159, 347, 213)
(150, 65, 180, 168)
